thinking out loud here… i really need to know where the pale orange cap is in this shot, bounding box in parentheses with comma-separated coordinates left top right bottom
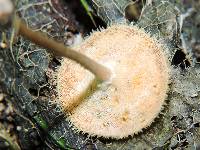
(57, 25, 169, 138)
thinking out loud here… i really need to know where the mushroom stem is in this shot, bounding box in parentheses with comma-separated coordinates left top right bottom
(17, 18, 111, 81)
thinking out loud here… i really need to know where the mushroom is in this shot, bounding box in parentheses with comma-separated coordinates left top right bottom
(57, 25, 170, 138)
(6, 4, 170, 138)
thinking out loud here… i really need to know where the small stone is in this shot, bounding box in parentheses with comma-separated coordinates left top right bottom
(0, 42, 7, 48)
(16, 126, 22, 131)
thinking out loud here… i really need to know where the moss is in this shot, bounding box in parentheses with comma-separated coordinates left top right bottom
(49, 133, 72, 150)
(33, 115, 48, 130)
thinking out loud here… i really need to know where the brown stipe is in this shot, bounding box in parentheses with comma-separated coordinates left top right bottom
(0, 0, 111, 82)
(16, 19, 111, 81)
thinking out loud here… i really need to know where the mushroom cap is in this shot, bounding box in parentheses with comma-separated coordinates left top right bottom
(57, 25, 169, 138)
